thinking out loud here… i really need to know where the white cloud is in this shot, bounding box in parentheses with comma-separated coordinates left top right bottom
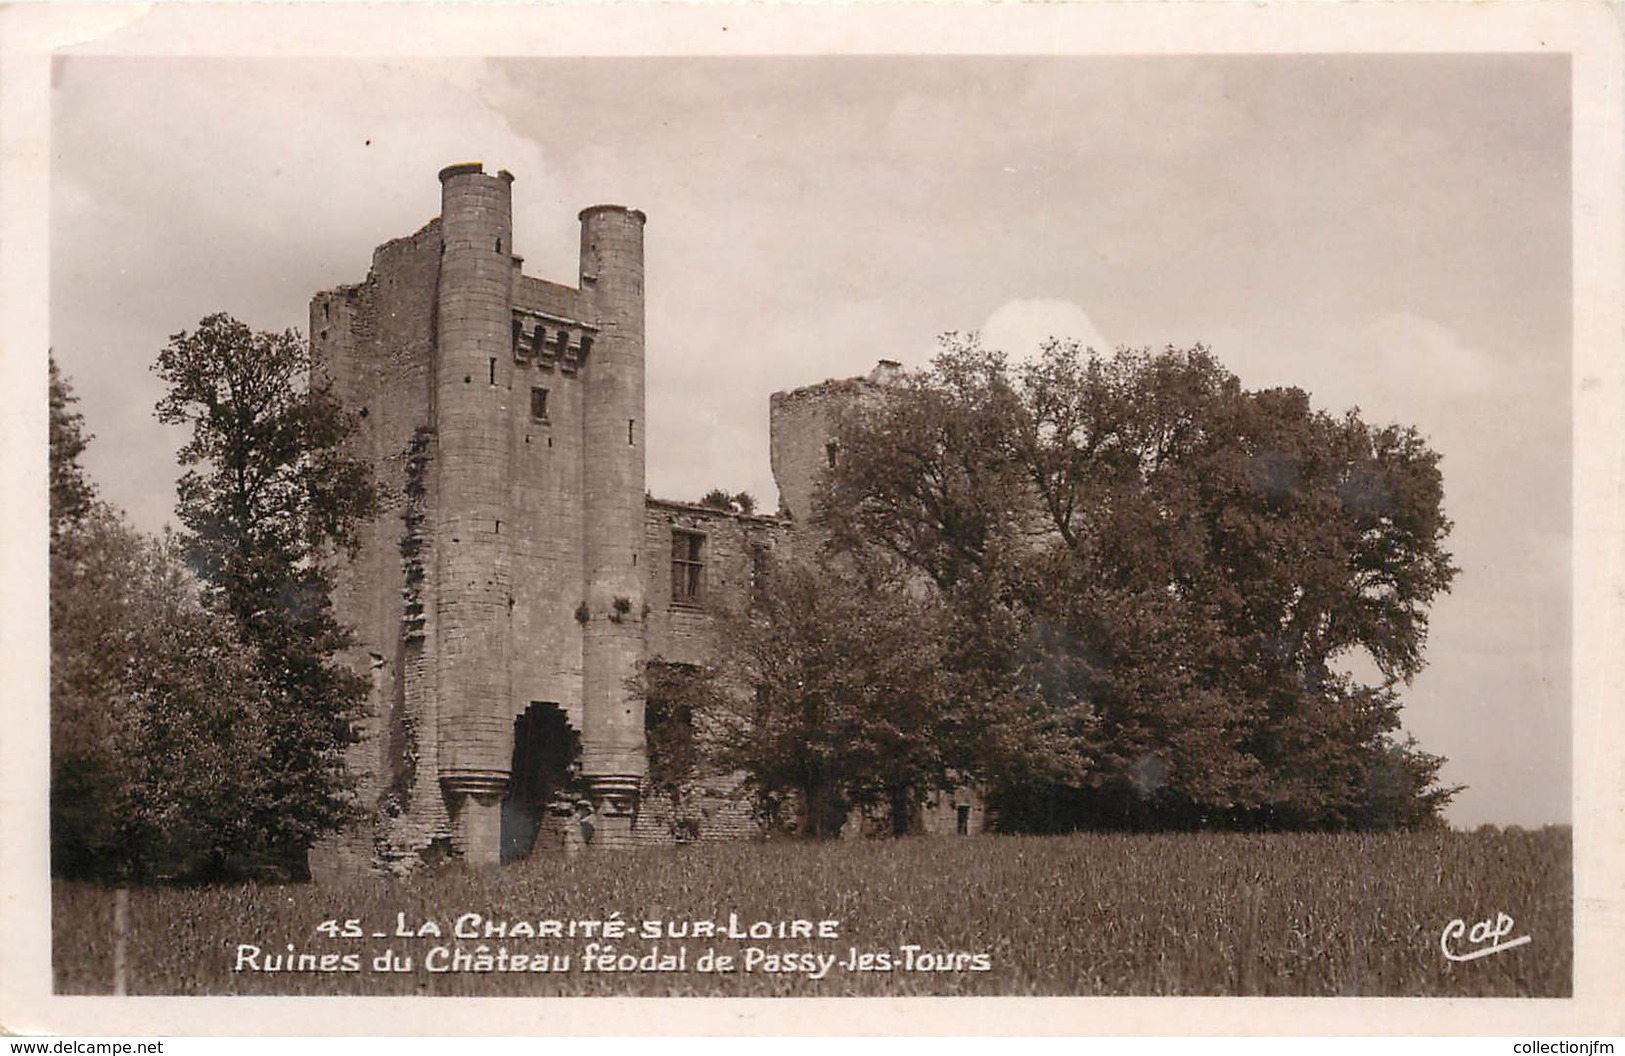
(1362, 310, 1501, 396)
(979, 298, 1109, 363)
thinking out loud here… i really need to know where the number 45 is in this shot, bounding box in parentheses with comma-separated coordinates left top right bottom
(315, 919, 364, 938)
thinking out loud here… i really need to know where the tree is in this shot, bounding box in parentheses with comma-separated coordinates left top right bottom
(50, 361, 272, 883)
(153, 313, 378, 876)
(684, 558, 960, 836)
(822, 337, 1462, 831)
(48, 355, 97, 551)
(673, 543, 1091, 838)
(699, 488, 757, 515)
(52, 514, 274, 882)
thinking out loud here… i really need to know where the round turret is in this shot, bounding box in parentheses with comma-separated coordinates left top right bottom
(578, 203, 648, 832)
(433, 163, 518, 861)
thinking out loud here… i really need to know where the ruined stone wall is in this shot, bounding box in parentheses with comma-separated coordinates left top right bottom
(313, 167, 630, 871)
(310, 166, 986, 875)
(514, 275, 589, 322)
(311, 219, 451, 877)
(917, 786, 988, 836)
(633, 501, 791, 847)
(767, 361, 903, 527)
(634, 782, 759, 845)
(642, 500, 792, 666)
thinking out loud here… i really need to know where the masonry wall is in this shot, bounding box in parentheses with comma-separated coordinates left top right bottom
(632, 501, 786, 845)
(917, 786, 989, 836)
(643, 500, 792, 665)
(633, 784, 759, 845)
(311, 218, 454, 876)
(311, 168, 631, 874)
(507, 292, 591, 737)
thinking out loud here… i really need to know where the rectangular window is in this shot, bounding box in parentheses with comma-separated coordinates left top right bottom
(671, 530, 705, 607)
(530, 386, 549, 421)
(749, 543, 769, 593)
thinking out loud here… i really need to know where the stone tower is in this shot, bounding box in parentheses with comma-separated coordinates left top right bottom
(576, 205, 648, 825)
(310, 164, 649, 872)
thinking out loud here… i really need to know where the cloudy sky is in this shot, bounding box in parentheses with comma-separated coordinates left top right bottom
(46, 42, 1572, 827)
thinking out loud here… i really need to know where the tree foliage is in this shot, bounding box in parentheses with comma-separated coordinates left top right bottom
(656, 550, 1082, 838)
(152, 313, 378, 876)
(699, 488, 757, 515)
(48, 356, 97, 550)
(822, 337, 1461, 831)
(50, 362, 274, 883)
(702, 559, 960, 836)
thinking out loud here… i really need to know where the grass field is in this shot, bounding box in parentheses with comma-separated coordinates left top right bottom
(52, 826, 1570, 997)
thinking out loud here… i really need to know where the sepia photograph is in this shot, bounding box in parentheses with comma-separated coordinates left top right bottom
(3, 1, 1621, 1039)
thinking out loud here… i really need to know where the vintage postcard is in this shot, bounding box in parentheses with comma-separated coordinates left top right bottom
(1, 1, 1621, 1039)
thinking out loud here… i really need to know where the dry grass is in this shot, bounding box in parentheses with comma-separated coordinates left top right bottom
(53, 826, 1570, 997)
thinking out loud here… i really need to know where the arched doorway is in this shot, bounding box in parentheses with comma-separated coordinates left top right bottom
(501, 702, 581, 863)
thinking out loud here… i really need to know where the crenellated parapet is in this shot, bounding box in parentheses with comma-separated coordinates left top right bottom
(511, 308, 597, 376)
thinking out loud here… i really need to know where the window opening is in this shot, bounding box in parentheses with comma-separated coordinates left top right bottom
(670, 530, 705, 607)
(530, 386, 549, 422)
(629, 419, 636, 445)
(489, 358, 497, 385)
(749, 544, 769, 592)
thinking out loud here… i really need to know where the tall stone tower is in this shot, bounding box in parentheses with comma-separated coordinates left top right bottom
(310, 164, 649, 873)
(576, 205, 648, 836)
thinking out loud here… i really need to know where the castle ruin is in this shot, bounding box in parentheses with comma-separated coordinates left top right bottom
(309, 164, 978, 876)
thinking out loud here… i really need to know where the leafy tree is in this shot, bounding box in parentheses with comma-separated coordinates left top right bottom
(50, 362, 271, 883)
(699, 488, 757, 515)
(822, 337, 1461, 831)
(686, 552, 1081, 838)
(48, 355, 97, 550)
(52, 514, 274, 882)
(641, 663, 706, 800)
(153, 313, 378, 876)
